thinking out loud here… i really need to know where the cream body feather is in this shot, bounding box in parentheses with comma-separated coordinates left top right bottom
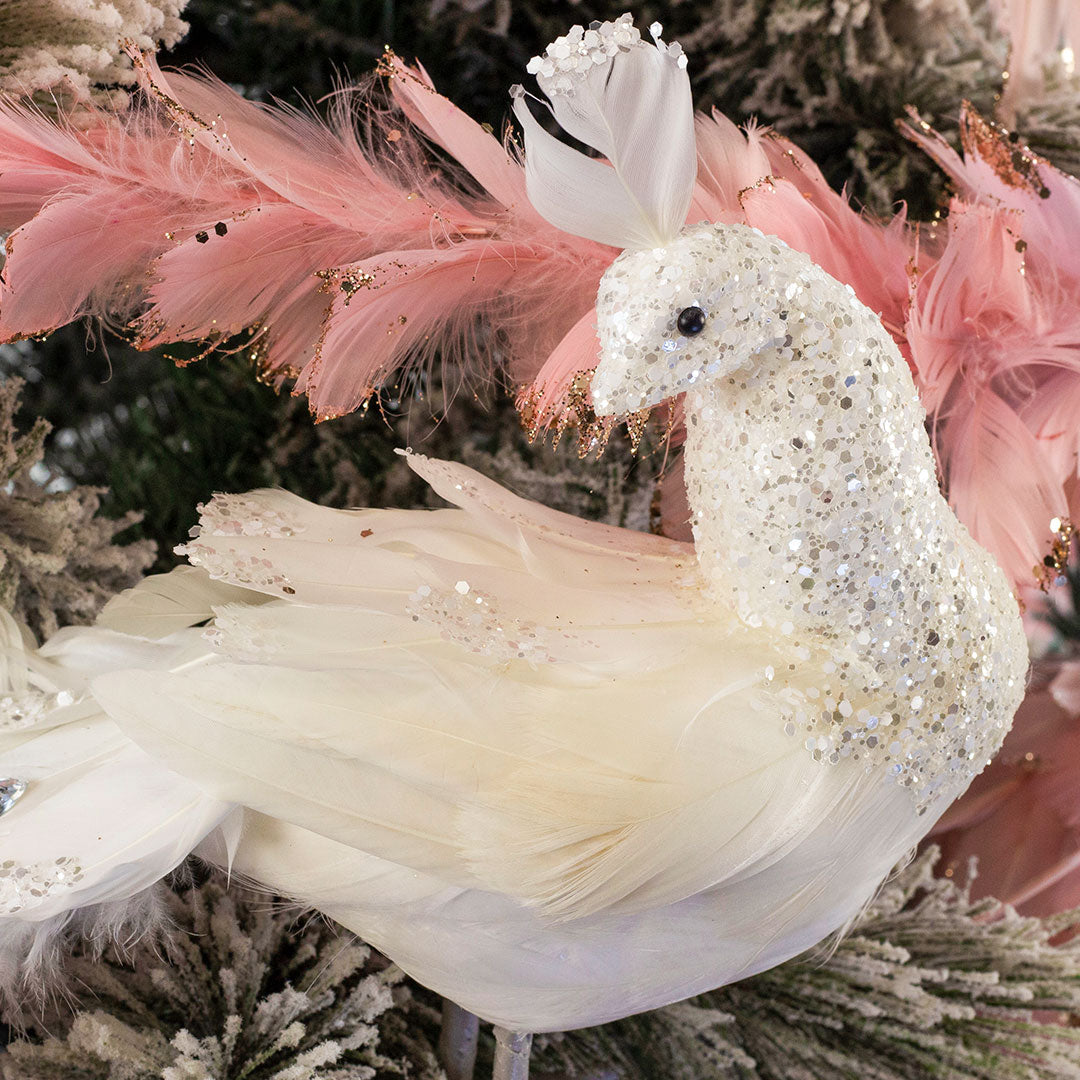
(0, 608, 233, 1003)
(85, 457, 919, 1032)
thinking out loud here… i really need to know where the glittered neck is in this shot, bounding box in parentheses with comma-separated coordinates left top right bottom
(595, 222, 1027, 810)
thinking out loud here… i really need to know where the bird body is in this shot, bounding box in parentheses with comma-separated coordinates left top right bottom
(2, 220, 1026, 1031)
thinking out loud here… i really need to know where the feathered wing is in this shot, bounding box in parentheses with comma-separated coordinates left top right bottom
(90, 456, 870, 923)
(0, 613, 234, 1006)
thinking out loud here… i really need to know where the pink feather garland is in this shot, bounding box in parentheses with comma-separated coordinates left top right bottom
(0, 47, 611, 410)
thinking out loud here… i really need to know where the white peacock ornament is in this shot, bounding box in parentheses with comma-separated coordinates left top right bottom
(0, 16, 1027, 1080)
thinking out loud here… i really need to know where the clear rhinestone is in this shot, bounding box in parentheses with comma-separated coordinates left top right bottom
(0, 778, 27, 817)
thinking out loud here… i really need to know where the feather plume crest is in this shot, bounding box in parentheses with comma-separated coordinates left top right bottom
(512, 16, 696, 250)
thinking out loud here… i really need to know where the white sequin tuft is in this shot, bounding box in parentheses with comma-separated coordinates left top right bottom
(525, 13, 685, 96)
(0, 688, 79, 733)
(593, 223, 1028, 810)
(176, 494, 300, 595)
(182, 493, 302, 540)
(406, 584, 596, 667)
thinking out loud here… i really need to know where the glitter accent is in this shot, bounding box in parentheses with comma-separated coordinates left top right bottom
(525, 14, 685, 97)
(959, 106, 1051, 199)
(0, 690, 50, 732)
(202, 610, 285, 661)
(0, 688, 78, 732)
(593, 222, 1028, 809)
(0, 778, 27, 818)
(1034, 516, 1074, 590)
(0, 856, 84, 914)
(185, 493, 302, 539)
(407, 584, 595, 666)
(176, 495, 300, 593)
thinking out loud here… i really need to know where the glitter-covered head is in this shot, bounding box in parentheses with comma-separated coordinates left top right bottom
(592, 223, 790, 416)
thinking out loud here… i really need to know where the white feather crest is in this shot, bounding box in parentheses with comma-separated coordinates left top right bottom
(511, 14, 696, 250)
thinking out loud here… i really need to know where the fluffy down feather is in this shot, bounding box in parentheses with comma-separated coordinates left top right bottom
(0, 609, 235, 1012)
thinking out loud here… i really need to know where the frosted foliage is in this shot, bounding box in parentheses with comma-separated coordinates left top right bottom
(0, 378, 154, 639)
(1018, 67, 1080, 182)
(8, 855, 1080, 1079)
(0, 0, 188, 103)
(0, 880, 435, 1080)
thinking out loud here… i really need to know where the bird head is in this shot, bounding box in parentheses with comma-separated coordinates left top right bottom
(590, 223, 784, 416)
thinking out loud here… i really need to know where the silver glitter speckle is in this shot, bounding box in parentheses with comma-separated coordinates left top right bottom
(407, 583, 593, 667)
(593, 222, 1028, 810)
(0, 855, 84, 914)
(177, 494, 300, 595)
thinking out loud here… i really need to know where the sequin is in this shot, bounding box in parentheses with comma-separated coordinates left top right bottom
(0, 856, 84, 914)
(593, 222, 1028, 810)
(0, 688, 78, 732)
(406, 584, 596, 667)
(177, 493, 301, 594)
(525, 14, 685, 96)
(0, 690, 49, 732)
(185, 493, 302, 540)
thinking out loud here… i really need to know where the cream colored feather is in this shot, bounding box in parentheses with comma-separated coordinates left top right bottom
(511, 16, 695, 250)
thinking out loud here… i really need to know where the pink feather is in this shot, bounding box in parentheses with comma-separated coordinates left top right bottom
(385, 56, 537, 219)
(135, 205, 362, 353)
(298, 242, 544, 418)
(0, 104, 105, 230)
(930, 658, 1080, 916)
(904, 188, 1080, 585)
(689, 111, 771, 223)
(902, 104, 1080, 283)
(939, 390, 1067, 586)
(525, 308, 601, 425)
(0, 47, 611, 416)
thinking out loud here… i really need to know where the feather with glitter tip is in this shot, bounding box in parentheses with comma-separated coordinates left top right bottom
(512, 16, 696, 250)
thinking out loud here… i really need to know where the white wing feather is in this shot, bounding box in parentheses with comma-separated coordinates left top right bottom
(91, 455, 878, 922)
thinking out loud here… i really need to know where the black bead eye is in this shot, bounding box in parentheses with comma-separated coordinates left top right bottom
(676, 306, 707, 336)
